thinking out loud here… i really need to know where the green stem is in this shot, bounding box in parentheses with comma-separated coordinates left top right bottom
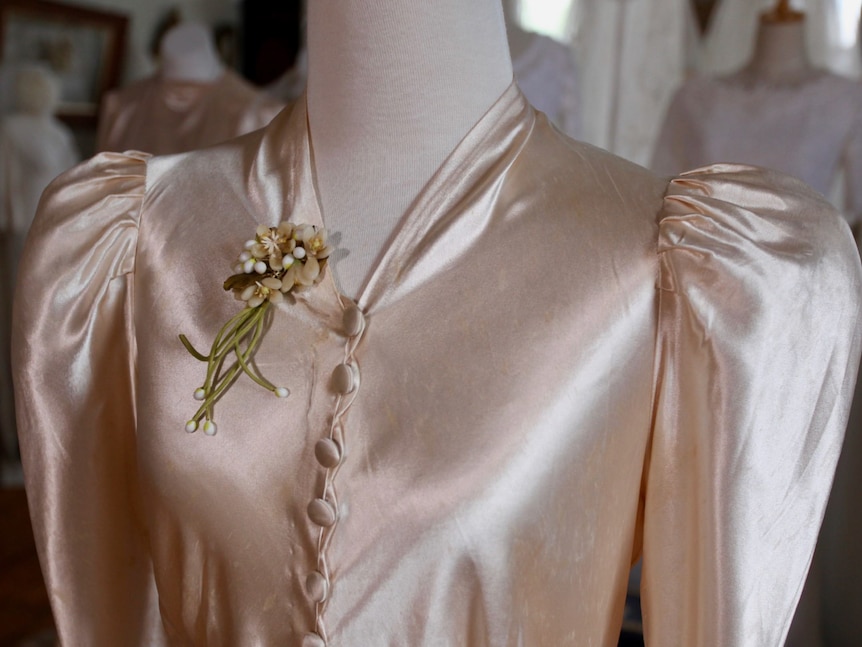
(204, 308, 256, 393)
(234, 308, 277, 392)
(178, 335, 209, 361)
(191, 363, 242, 422)
(183, 299, 282, 426)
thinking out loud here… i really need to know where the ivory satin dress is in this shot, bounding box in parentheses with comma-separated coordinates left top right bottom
(13, 83, 862, 646)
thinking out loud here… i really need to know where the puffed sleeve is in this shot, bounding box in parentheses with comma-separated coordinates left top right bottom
(641, 164, 862, 646)
(12, 151, 167, 645)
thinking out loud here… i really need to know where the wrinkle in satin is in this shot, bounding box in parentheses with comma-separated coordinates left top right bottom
(13, 84, 862, 646)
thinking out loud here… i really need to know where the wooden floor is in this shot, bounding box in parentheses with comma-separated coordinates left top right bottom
(0, 488, 55, 647)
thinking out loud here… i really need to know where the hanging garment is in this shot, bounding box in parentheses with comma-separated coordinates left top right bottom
(652, 70, 862, 224)
(573, 0, 699, 165)
(13, 84, 861, 646)
(512, 31, 581, 138)
(96, 70, 284, 155)
(0, 112, 78, 466)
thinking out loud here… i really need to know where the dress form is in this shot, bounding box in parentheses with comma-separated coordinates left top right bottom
(96, 21, 282, 156)
(306, 1, 512, 298)
(160, 23, 223, 83)
(741, 2, 813, 85)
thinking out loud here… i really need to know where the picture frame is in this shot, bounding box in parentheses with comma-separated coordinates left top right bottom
(0, 0, 128, 126)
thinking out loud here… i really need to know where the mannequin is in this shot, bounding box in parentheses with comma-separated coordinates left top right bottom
(159, 22, 224, 83)
(652, 1, 862, 226)
(306, 1, 512, 297)
(741, 0, 814, 85)
(96, 23, 283, 155)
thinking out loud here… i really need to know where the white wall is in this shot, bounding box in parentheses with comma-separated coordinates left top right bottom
(54, 0, 238, 82)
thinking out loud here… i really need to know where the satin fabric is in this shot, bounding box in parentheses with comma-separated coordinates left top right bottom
(96, 70, 284, 156)
(0, 112, 78, 467)
(652, 71, 862, 225)
(13, 83, 862, 646)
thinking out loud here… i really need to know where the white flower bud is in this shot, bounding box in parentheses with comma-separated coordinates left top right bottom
(243, 258, 255, 273)
(240, 285, 256, 301)
(193, 388, 206, 401)
(254, 261, 267, 274)
(275, 386, 290, 398)
(244, 239, 257, 249)
(293, 246, 307, 259)
(185, 420, 198, 433)
(239, 251, 252, 263)
(203, 420, 218, 436)
(282, 255, 295, 269)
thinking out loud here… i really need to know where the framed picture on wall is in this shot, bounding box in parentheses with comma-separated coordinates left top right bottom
(0, 0, 127, 126)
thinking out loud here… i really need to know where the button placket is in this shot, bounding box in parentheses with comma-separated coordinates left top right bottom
(303, 301, 367, 644)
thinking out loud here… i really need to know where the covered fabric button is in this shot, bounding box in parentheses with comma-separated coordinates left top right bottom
(305, 571, 329, 602)
(331, 363, 358, 394)
(343, 305, 366, 337)
(302, 632, 326, 647)
(314, 438, 342, 468)
(307, 498, 337, 527)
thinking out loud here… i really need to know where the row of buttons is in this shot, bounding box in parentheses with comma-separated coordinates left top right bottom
(302, 304, 366, 647)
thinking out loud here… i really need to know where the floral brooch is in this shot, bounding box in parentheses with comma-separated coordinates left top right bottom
(179, 222, 333, 435)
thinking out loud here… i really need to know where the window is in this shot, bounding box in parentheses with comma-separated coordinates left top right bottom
(515, 0, 576, 41)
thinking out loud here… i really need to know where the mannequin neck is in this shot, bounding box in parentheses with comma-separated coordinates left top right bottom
(306, 1, 512, 297)
(502, 1, 533, 61)
(745, 20, 813, 83)
(160, 23, 224, 83)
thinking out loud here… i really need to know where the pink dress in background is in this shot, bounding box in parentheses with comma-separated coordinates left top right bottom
(96, 70, 284, 156)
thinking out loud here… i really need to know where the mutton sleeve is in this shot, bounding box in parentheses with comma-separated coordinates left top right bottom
(641, 164, 862, 646)
(12, 151, 166, 645)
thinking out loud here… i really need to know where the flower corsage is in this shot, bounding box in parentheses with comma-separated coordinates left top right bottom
(179, 222, 333, 435)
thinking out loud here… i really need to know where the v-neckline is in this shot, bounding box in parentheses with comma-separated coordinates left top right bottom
(252, 79, 532, 315)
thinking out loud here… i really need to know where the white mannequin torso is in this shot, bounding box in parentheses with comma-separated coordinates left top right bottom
(306, 1, 513, 298)
(160, 23, 224, 83)
(742, 16, 814, 85)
